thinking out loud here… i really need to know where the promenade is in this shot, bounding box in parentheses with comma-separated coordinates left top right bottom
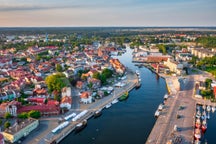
(147, 75, 196, 144)
(23, 70, 138, 144)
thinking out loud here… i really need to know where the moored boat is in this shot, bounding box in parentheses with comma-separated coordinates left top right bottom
(202, 105, 206, 110)
(105, 103, 112, 109)
(194, 128, 201, 140)
(75, 119, 87, 133)
(135, 70, 140, 76)
(195, 118, 201, 128)
(118, 91, 129, 101)
(94, 109, 102, 118)
(164, 94, 168, 100)
(207, 112, 210, 119)
(207, 105, 211, 112)
(111, 99, 119, 104)
(135, 82, 141, 89)
(212, 106, 215, 113)
(154, 110, 160, 117)
(196, 111, 201, 119)
(201, 120, 207, 133)
(158, 104, 164, 111)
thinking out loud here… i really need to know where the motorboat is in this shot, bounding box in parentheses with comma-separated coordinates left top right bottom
(194, 128, 201, 140)
(164, 94, 168, 100)
(94, 109, 102, 118)
(75, 119, 87, 133)
(154, 110, 160, 118)
(201, 119, 207, 133)
(207, 105, 211, 112)
(195, 118, 201, 128)
(158, 104, 164, 111)
(105, 103, 112, 109)
(111, 99, 119, 104)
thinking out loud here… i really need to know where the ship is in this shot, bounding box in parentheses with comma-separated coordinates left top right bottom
(75, 119, 87, 133)
(118, 91, 129, 101)
(201, 119, 207, 133)
(194, 128, 201, 140)
(94, 109, 102, 118)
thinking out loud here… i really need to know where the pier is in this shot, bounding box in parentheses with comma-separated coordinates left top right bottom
(147, 76, 196, 144)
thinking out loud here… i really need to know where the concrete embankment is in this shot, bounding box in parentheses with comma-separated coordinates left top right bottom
(51, 72, 138, 144)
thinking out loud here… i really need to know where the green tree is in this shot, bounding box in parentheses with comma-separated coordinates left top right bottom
(0, 119, 2, 125)
(17, 112, 28, 119)
(56, 64, 63, 72)
(4, 121, 11, 129)
(4, 112, 12, 119)
(205, 78, 212, 89)
(45, 73, 66, 93)
(157, 44, 167, 54)
(93, 72, 100, 80)
(28, 110, 41, 119)
(102, 69, 113, 78)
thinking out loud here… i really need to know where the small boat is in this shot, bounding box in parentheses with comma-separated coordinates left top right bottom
(196, 105, 200, 111)
(201, 120, 207, 133)
(75, 119, 87, 133)
(154, 110, 160, 117)
(195, 118, 201, 128)
(194, 140, 201, 144)
(212, 106, 215, 113)
(135, 82, 141, 89)
(207, 105, 211, 112)
(135, 70, 140, 75)
(202, 105, 206, 110)
(158, 104, 164, 111)
(138, 78, 141, 82)
(111, 99, 119, 104)
(194, 128, 201, 140)
(207, 112, 210, 119)
(196, 111, 201, 119)
(105, 103, 112, 109)
(164, 94, 168, 100)
(94, 109, 102, 118)
(201, 111, 206, 120)
(118, 91, 129, 101)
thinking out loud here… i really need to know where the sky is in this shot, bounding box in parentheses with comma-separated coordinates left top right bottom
(0, 0, 216, 27)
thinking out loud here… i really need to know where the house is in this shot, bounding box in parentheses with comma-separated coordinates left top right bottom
(164, 58, 185, 75)
(76, 81, 84, 89)
(2, 118, 39, 143)
(60, 96, 72, 110)
(80, 91, 92, 104)
(70, 65, 84, 75)
(61, 87, 71, 97)
(109, 58, 126, 75)
(191, 48, 216, 59)
(87, 78, 101, 89)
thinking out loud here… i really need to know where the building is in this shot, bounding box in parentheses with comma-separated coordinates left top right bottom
(191, 48, 215, 59)
(0, 101, 21, 117)
(164, 58, 184, 75)
(2, 119, 39, 143)
(0, 133, 4, 144)
(80, 91, 92, 104)
(60, 96, 72, 110)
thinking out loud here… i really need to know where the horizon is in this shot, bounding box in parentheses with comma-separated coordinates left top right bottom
(0, 0, 216, 27)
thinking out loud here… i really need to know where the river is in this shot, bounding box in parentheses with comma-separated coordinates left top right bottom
(60, 47, 167, 144)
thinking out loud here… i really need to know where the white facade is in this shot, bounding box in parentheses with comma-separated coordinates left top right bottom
(81, 96, 92, 104)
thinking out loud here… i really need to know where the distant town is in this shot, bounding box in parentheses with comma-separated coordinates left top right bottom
(0, 27, 216, 144)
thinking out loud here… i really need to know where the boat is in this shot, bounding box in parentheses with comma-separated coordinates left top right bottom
(111, 99, 119, 104)
(196, 111, 201, 119)
(201, 120, 207, 132)
(135, 82, 141, 89)
(196, 105, 200, 111)
(194, 140, 201, 144)
(201, 111, 206, 120)
(118, 91, 129, 101)
(135, 70, 140, 75)
(105, 103, 112, 109)
(75, 119, 87, 133)
(164, 94, 168, 100)
(158, 104, 164, 111)
(202, 105, 206, 110)
(207, 105, 211, 112)
(94, 109, 102, 118)
(154, 110, 160, 117)
(212, 106, 215, 113)
(195, 118, 201, 128)
(138, 78, 141, 82)
(207, 112, 210, 119)
(194, 128, 201, 140)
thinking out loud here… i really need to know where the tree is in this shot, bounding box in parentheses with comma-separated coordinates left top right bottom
(205, 78, 212, 89)
(102, 69, 113, 78)
(4, 112, 12, 119)
(157, 44, 167, 54)
(28, 110, 41, 119)
(93, 72, 100, 79)
(56, 64, 63, 72)
(4, 121, 11, 129)
(45, 73, 66, 93)
(17, 112, 28, 119)
(0, 119, 2, 125)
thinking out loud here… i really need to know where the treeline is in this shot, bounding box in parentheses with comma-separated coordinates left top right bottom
(196, 36, 216, 48)
(197, 56, 216, 77)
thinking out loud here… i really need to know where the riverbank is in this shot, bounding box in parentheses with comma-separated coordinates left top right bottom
(50, 70, 138, 144)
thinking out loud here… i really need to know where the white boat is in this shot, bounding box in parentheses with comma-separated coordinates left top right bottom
(194, 128, 201, 140)
(196, 105, 200, 111)
(111, 99, 119, 104)
(139, 78, 141, 82)
(164, 94, 168, 100)
(135, 70, 140, 75)
(194, 140, 201, 144)
(202, 105, 206, 110)
(207, 105, 211, 112)
(196, 111, 201, 119)
(105, 103, 112, 109)
(154, 110, 160, 117)
(207, 112, 210, 119)
(212, 106, 215, 113)
(158, 104, 164, 111)
(201, 111, 206, 120)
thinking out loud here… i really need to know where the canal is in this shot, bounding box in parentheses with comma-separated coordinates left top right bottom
(60, 47, 168, 144)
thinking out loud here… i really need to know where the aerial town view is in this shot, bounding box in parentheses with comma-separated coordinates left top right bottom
(0, 0, 216, 144)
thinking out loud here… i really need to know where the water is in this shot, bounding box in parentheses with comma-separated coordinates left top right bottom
(60, 47, 167, 144)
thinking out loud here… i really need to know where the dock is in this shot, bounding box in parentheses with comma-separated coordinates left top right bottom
(147, 76, 196, 144)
